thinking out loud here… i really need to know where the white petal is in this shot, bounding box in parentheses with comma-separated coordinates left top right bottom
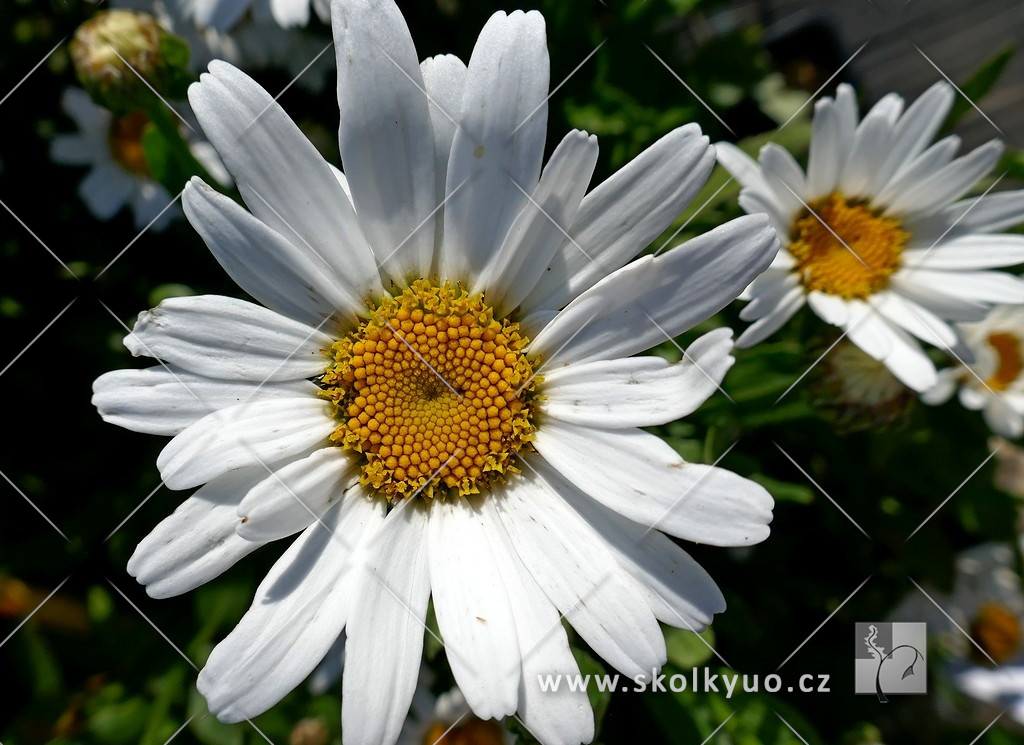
(738, 188, 791, 238)
(427, 497, 520, 719)
(758, 143, 807, 214)
(192, 0, 248, 30)
(529, 214, 777, 365)
(343, 501, 431, 745)
(495, 467, 666, 677)
(985, 398, 1024, 438)
(940, 190, 1024, 234)
(540, 328, 734, 428)
(921, 369, 958, 405)
(534, 421, 772, 546)
(874, 136, 961, 208)
(806, 98, 842, 199)
(483, 498, 594, 745)
(198, 496, 384, 722)
(872, 316, 940, 392)
(61, 86, 108, 131)
(526, 125, 715, 312)
(740, 270, 800, 322)
(889, 275, 991, 322)
(157, 397, 335, 490)
(80, 164, 135, 220)
(127, 468, 267, 598)
(871, 82, 954, 194)
(50, 134, 99, 166)
(125, 295, 333, 381)
(237, 447, 360, 541)
(189, 62, 381, 298)
(270, 0, 309, 26)
(557, 468, 725, 629)
(736, 285, 805, 347)
(840, 93, 901, 197)
(715, 140, 769, 192)
(183, 179, 371, 327)
(832, 84, 860, 153)
(885, 140, 1003, 216)
(441, 10, 549, 285)
(477, 129, 599, 317)
(333, 0, 437, 284)
(92, 364, 318, 436)
(899, 269, 1024, 305)
(960, 386, 989, 410)
(420, 54, 467, 207)
(806, 290, 851, 327)
(130, 181, 176, 231)
(904, 235, 1024, 270)
(871, 291, 958, 348)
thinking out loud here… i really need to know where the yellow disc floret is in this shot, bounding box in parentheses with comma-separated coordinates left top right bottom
(108, 110, 152, 177)
(985, 332, 1024, 392)
(321, 279, 537, 502)
(970, 602, 1022, 665)
(789, 192, 908, 299)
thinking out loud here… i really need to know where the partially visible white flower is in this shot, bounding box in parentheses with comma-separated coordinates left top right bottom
(718, 82, 1024, 393)
(173, 0, 328, 30)
(397, 686, 513, 745)
(924, 305, 1024, 438)
(114, 0, 334, 91)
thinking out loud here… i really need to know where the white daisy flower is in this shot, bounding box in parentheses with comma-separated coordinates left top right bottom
(717, 82, 1024, 393)
(397, 685, 513, 745)
(92, 1, 778, 743)
(50, 87, 227, 231)
(175, 0, 328, 30)
(924, 305, 1024, 438)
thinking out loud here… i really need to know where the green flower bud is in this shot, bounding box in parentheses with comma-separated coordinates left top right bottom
(70, 10, 191, 114)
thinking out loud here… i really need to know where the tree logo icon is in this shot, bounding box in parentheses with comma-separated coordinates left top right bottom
(854, 622, 927, 698)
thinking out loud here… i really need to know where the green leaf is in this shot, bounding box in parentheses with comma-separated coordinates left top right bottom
(946, 45, 1015, 129)
(665, 626, 715, 668)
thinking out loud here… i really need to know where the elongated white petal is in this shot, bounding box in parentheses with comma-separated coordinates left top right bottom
(899, 269, 1024, 305)
(940, 190, 1024, 234)
(736, 285, 805, 347)
(889, 275, 991, 322)
(270, 0, 309, 26)
(541, 328, 733, 428)
(759, 143, 807, 214)
(844, 300, 894, 360)
(477, 129, 599, 316)
(840, 93, 901, 197)
(333, 0, 437, 284)
(92, 365, 316, 436)
(441, 10, 549, 285)
(483, 497, 594, 745)
(806, 98, 842, 199)
(189, 62, 381, 299)
(127, 468, 268, 598)
(880, 323, 939, 392)
(534, 421, 772, 546)
(871, 82, 953, 194)
(157, 398, 334, 490)
(871, 291, 958, 348)
(237, 447, 360, 541)
(420, 54, 467, 208)
(530, 215, 777, 365)
(740, 270, 801, 322)
(343, 501, 431, 745)
(427, 497, 520, 718)
(495, 466, 666, 677)
(984, 398, 1024, 438)
(198, 496, 384, 722)
(807, 290, 851, 327)
(125, 295, 332, 381)
(874, 136, 961, 208)
(183, 179, 370, 327)
(903, 235, 1024, 270)
(554, 464, 725, 629)
(886, 140, 1003, 216)
(527, 126, 715, 311)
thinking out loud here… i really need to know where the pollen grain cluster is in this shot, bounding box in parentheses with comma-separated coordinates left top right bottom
(321, 280, 537, 502)
(789, 192, 907, 299)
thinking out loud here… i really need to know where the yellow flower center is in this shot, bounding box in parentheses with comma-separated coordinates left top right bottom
(321, 280, 537, 502)
(970, 602, 1021, 665)
(789, 193, 908, 299)
(107, 110, 151, 177)
(422, 719, 506, 745)
(985, 332, 1023, 391)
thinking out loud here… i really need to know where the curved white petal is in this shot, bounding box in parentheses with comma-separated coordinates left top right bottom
(495, 466, 666, 678)
(525, 126, 715, 312)
(427, 497, 520, 719)
(534, 421, 772, 546)
(183, 178, 371, 327)
(530, 214, 777, 365)
(871, 291, 958, 348)
(899, 269, 1024, 305)
(333, 0, 437, 284)
(874, 135, 961, 209)
(441, 10, 549, 285)
(736, 285, 805, 348)
(198, 496, 384, 722)
(871, 82, 954, 194)
(343, 501, 431, 745)
(124, 295, 333, 381)
(806, 98, 842, 199)
(903, 235, 1024, 270)
(984, 398, 1024, 438)
(939, 190, 1024, 235)
(157, 397, 335, 490)
(806, 290, 851, 327)
(237, 447, 361, 541)
(127, 468, 268, 598)
(420, 54, 467, 208)
(740, 270, 801, 322)
(477, 129, 599, 317)
(541, 328, 734, 428)
(189, 62, 381, 299)
(885, 140, 1003, 217)
(92, 364, 317, 436)
(840, 93, 901, 197)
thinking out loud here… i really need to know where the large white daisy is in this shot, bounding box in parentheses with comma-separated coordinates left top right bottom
(717, 82, 1024, 392)
(924, 304, 1024, 438)
(92, 1, 778, 743)
(51, 87, 225, 231)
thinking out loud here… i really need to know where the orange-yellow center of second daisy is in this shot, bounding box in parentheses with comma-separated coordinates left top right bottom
(970, 602, 1022, 665)
(422, 718, 507, 745)
(107, 110, 151, 177)
(789, 192, 908, 299)
(985, 332, 1024, 391)
(321, 280, 537, 502)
